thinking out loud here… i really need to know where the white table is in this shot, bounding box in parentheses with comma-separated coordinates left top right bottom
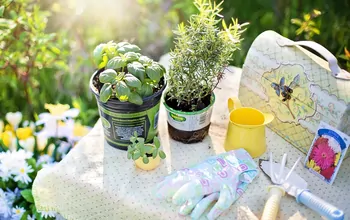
(33, 55, 350, 220)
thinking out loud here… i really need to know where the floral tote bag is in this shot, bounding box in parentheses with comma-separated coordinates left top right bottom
(239, 30, 350, 157)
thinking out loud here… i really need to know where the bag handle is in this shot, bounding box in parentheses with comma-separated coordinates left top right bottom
(280, 40, 350, 80)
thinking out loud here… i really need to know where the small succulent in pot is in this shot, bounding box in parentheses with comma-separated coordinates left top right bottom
(93, 41, 166, 105)
(127, 132, 166, 166)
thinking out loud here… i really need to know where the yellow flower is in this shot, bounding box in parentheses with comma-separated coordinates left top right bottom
(306, 159, 320, 173)
(1, 131, 14, 147)
(5, 124, 14, 132)
(45, 103, 70, 116)
(73, 123, 90, 138)
(16, 127, 33, 140)
(334, 153, 341, 166)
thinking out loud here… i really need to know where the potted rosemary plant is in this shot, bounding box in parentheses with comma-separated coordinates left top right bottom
(127, 132, 166, 171)
(90, 41, 166, 150)
(164, 0, 247, 143)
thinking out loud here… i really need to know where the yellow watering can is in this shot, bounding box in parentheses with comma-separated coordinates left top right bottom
(224, 97, 274, 158)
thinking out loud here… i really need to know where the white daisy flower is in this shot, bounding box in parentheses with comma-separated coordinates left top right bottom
(13, 162, 34, 184)
(0, 163, 12, 181)
(11, 206, 25, 219)
(322, 134, 341, 153)
(38, 210, 56, 218)
(5, 188, 19, 204)
(37, 155, 54, 165)
(0, 189, 12, 218)
(22, 120, 36, 131)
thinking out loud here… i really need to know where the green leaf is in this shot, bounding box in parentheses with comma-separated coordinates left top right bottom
(145, 63, 163, 82)
(153, 136, 160, 148)
(115, 81, 130, 101)
(127, 151, 132, 160)
(142, 155, 149, 164)
(138, 84, 153, 97)
(116, 42, 130, 48)
(124, 52, 140, 62)
(124, 73, 142, 89)
(93, 43, 106, 66)
(127, 62, 145, 82)
(99, 69, 118, 83)
(20, 211, 29, 220)
(26, 158, 37, 171)
(136, 138, 144, 145)
(21, 189, 34, 203)
(106, 56, 126, 69)
(0, 6, 4, 17)
(139, 55, 153, 65)
(99, 83, 113, 103)
(130, 136, 137, 143)
(128, 92, 143, 105)
(159, 150, 166, 159)
(144, 145, 154, 154)
(117, 44, 141, 54)
(133, 131, 138, 137)
(132, 150, 141, 160)
(152, 149, 158, 159)
(98, 54, 108, 69)
(18, 181, 28, 189)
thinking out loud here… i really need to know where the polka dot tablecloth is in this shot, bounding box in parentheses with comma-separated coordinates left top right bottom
(33, 58, 350, 220)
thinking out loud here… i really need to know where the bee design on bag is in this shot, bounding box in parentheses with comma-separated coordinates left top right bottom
(271, 74, 300, 102)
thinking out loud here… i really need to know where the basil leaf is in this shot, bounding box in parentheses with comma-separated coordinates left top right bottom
(100, 83, 113, 103)
(127, 62, 145, 82)
(139, 55, 153, 65)
(145, 63, 163, 82)
(138, 84, 153, 97)
(115, 81, 130, 102)
(128, 92, 143, 105)
(93, 43, 106, 66)
(99, 69, 118, 83)
(124, 73, 142, 89)
(117, 44, 141, 54)
(124, 52, 140, 62)
(106, 56, 126, 69)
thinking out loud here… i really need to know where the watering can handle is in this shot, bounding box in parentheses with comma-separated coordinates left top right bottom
(228, 97, 242, 112)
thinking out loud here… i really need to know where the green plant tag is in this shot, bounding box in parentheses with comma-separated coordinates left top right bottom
(106, 56, 126, 69)
(128, 92, 143, 105)
(124, 73, 142, 89)
(99, 69, 118, 83)
(127, 62, 145, 82)
(115, 81, 130, 101)
(21, 189, 34, 203)
(100, 83, 113, 103)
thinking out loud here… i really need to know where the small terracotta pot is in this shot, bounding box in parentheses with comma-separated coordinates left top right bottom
(134, 155, 161, 171)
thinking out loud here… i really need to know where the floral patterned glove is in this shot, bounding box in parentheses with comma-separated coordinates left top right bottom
(156, 149, 258, 219)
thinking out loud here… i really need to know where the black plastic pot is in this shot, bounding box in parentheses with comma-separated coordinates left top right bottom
(164, 94, 215, 143)
(90, 70, 166, 150)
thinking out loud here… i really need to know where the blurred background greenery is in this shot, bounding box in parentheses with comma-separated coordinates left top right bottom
(1, 0, 349, 127)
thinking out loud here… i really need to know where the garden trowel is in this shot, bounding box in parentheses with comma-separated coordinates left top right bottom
(259, 158, 344, 220)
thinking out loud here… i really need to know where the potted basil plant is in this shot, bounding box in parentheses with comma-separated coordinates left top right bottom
(164, 0, 247, 143)
(127, 132, 166, 171)
(90, 41, 166, 150)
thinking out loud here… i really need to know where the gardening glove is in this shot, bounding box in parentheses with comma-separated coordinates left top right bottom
(156, 149, 258, 219)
